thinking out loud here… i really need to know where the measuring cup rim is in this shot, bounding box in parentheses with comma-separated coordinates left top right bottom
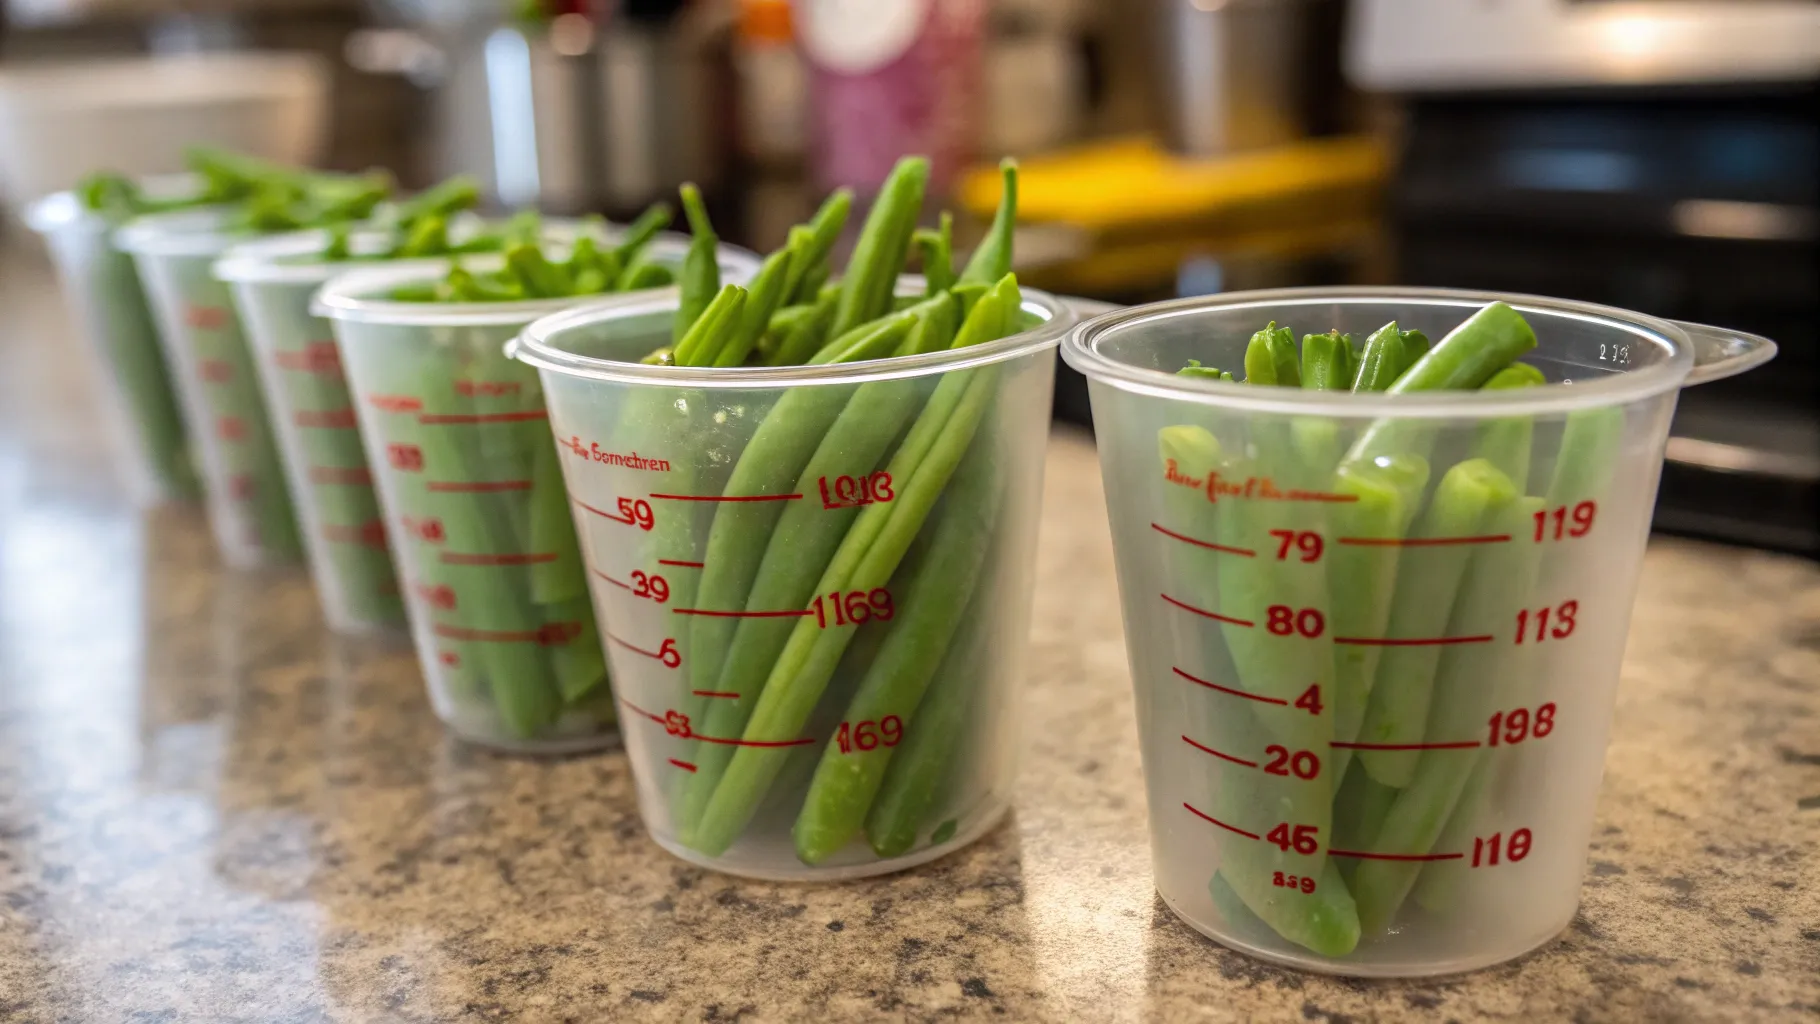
(213, 218, 676, 287)
(113, 205, 250, 259)
(22, 173, 199, 235)
(1060, 286, 1696, 418)
(308, 242, 762, 327)
(507, 280, 1075, 388)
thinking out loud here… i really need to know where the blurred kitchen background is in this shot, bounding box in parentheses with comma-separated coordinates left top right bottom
(0, 0, 1815, 556)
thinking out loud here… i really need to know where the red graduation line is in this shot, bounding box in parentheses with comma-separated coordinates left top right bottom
(649, 492, 802, 502)
(440, 551, 558, 566)
(1338, 535, 1512, 547)
(595, 570, 631, 590)
(1181, 735, 1258, 768)
(427, 479, 532, 493)
(1172, 666, 1288, 706)
(672, 607, 811, 619)
(1182, 802, 1259, 840)
(1151, 522, 1254, 557)
(1334, 635, 1494, 647)
(692, 690, 740, 699)
(1328, 849, 1465, 862)
(668, 759, 698, 772)
(658, 559, 704, 568)
(1160, 593, 1255, 628)
(1331, 740, 1482, 751)
(605, 633, 671, 664)
(570, 495, 635, 523)
(419, 410, 547, 424)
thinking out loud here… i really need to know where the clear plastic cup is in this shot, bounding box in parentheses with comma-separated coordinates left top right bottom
(117, 208, 303, 567)
(313, 244, 761, 754)
(214, 229, 413, 633)
(25, 186, 201, 504)
(508, 283, 1074, 879)
(1060, 288, 1775, 976)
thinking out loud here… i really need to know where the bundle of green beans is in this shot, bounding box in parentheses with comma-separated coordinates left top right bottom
(1162, 305, 1623, 956)
(622, 155, 1030, 865)
(384, 201, 676, 302)
(83, 147, 393, 230)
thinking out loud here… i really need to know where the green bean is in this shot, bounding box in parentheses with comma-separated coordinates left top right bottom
(831, 157, 929, 338)
(716, 245, 797, 368)
(767, 286, 840, 367)
(505, 243, 573, 298)
(1300, 331, 1349, 390)
(794, 414, 1001, 863)
(674, 183, 722, 343)
(1351, 492, 1541, 932)
(785, 190, 854, 304)
(915, 211, 956, 295)
(1351, 321, 1407, 393)
(612, 201, 674, 263)
(1356, 459, 1518, 788)
(684, 276, 1019, 855)
(957, 159, 1017, 286)
(670, 284, 748, 368)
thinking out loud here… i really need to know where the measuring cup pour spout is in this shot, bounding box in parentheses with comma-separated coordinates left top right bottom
(1060, 287, 1777, 977)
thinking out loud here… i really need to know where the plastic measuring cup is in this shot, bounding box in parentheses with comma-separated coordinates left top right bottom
(313, 245, 761, 753)
(25, 185, 201, 504)
(117, 207, 303, 567)
(1060, 288, 1775, 976)
(508, 282, 1073, 879)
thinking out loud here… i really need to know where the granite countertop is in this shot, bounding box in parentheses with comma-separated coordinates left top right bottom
(1, 245, 1817, 1022)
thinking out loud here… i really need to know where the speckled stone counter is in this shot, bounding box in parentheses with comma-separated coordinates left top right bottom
(1, 246, 1816, 1022)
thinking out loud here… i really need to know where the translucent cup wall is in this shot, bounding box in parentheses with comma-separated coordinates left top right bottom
(513, 287, 1072, 879)
(1062, 290, 1710, 976)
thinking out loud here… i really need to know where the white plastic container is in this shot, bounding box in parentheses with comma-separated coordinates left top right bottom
(1060, 288, 1775, 976)
(313, 245, 761, 753)
(507, 282, 1073, 879)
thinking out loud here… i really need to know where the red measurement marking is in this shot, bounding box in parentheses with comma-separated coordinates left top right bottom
(419, 410, 547, 425)
(691, 690, 739, 699)
(1172, 667, 1289, 706)
(659, 559, 704, 568)
(605, 633, 676, 666)
(673, 607, 812, 619)
(1330, 740, 1482, 751)
(294, 409, 357, 429)
(1161, 594, 1254, 628)
(1182, 735, 1258, 768)
(439, 551, 557, 566)
(454, 379, 522, 398)
(1338, 535, 1512, 548)
(427, 479, 532, 493)
(1183, 802, 1260, 840)
(227, 474, 256, 501)
(1151, 522, 1255, 557)
(1328, 848, 1465, 862)
(619, 698, 812, 747)
(309, 466, 373, 485)
(439, 651, 461, 667)
(198, 359, 233, 383)
(433, 622, 580, 645)
(596, 570, 631, 590)
(668, 759, 698, 772)
(649, 492, 802, 503)
(367, 394, 423, 413)
(321, 522, 386, 547)
(217, 416, 247, 442)
(184, 305, 229, 330)
(1334, 635, 1494, 647)
(1276, 491, 1357, 504)
(273, 343, 341, 375)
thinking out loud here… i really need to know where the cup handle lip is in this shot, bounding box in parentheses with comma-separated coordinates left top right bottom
(1674, 319, 1778, 387)
(1063, 296, 1120, 319)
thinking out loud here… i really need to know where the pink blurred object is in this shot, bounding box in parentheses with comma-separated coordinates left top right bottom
(795, 0, 985, 195)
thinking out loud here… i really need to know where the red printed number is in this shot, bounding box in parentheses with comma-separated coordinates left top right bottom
(1269, 529, 1324, 562)
(619, 498, 655, 531)
(1273, 872, 1316, 894)
(818, 471, 894, 509)
(1514, 601, 1577, 644)
(657, 638, 681, 668)
(1265, 823, 1320, 856)
(813, 588, 894, 628)
(387, 443, 424, 472)
(1266, 606, 1325, 638)
(630, 571, 669, 603)
(1472, 828, 1533, 867)
(1263, 746, 1321, 780)
(835, 715, 903, 754)
(1294, 684, 1324, 716)
(1487, 703, 1557, 747)
(1534, 501, 1597, 542)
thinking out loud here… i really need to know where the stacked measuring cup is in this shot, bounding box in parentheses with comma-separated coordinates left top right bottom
(26, 149, 1784, 977)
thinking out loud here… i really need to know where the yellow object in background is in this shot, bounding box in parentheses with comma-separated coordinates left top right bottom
(957, 135, 1389, 234)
